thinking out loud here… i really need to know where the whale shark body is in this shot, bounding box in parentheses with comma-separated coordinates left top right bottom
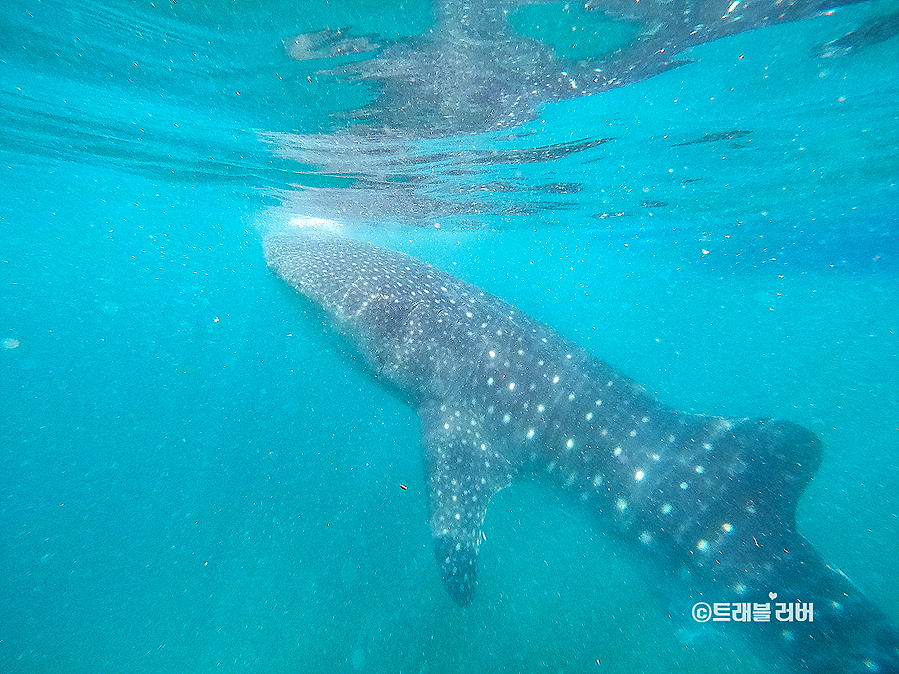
(264, 222, 899, 673)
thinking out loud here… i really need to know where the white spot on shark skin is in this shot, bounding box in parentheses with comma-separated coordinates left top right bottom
(661, 503, 672, 514)
(635, 470, 645, 481)
(527, 428, 535, 439)
(616, 498, 628, 511)
(508, 382, 515, 391)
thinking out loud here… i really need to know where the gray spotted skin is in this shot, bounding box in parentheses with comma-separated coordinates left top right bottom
(264, 226, 899, 673)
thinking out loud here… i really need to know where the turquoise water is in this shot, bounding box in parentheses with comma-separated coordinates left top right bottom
(1, 1, 897, 673)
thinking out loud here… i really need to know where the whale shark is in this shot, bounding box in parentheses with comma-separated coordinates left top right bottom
(264, 221, 899, 673)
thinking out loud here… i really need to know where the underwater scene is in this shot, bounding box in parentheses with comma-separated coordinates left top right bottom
(1, 1, 898, 672)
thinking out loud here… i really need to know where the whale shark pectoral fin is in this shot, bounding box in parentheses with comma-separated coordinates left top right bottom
(418, 401, 514, 606)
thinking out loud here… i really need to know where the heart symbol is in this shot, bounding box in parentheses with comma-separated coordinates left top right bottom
(769, 592, 777, 600)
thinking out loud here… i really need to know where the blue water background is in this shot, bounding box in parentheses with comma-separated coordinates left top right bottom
(1, 1, 897, 673)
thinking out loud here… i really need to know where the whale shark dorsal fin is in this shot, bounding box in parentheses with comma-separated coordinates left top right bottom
(710, 417, 823, 532)
(419, 400, 514, 605)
